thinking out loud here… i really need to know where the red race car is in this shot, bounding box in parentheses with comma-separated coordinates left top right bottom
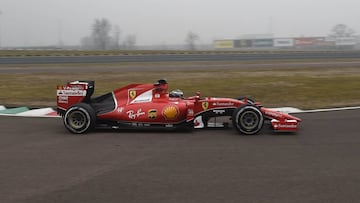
(56, 79, 301, 135)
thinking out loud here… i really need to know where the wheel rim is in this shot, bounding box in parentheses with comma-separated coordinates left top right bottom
(68, 111, 87, 129)
(239, 111, 259, 130)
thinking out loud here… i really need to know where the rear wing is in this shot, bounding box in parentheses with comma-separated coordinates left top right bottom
(56, 81, 94, 115)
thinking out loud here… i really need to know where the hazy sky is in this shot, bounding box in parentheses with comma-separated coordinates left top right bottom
(0, 0, 359, 46)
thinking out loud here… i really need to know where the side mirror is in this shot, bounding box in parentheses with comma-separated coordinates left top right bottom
(195, 91, 201, 101)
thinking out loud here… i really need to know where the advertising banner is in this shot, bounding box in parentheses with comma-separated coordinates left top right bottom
(314, 39, 336, 46)
(294, 37, 316, 46)
(234, 39, 252, 48)
(273, 38, 294, 47)
(214, 40, 234, 49)
(252, 39, 273, 47)
(335, 37, 356, 46)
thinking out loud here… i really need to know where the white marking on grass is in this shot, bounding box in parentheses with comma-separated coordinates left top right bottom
(17, 108, 57, 117)
(269, 107, 303, 114)
(297, 106, 360, 113)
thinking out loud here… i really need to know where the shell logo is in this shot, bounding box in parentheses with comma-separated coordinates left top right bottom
(162, 105, 179, 120)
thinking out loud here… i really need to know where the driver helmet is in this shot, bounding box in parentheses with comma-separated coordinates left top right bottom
(169, 89, 184, 99)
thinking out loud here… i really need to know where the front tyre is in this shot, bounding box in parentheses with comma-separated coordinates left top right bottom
(63, 103, 96, 134)
(232, 105, 264, 135)
(236, 96, 255, 104)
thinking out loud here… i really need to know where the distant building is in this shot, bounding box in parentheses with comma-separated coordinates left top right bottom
(214, 34, 359, 50)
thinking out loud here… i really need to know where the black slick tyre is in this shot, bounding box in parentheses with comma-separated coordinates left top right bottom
(63, 103, 96, 134)
(232, 105, 264, 135)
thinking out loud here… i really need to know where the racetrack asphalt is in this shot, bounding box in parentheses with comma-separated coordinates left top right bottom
(1, 109, 360, 203)
(2, 60, 360, 74)
(2, 51, 360, 65)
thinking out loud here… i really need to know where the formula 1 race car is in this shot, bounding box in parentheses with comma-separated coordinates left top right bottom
(56, 79, 301, 135)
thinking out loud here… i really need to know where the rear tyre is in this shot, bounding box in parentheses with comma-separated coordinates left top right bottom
(232, 105, 264, 135)
(63, 103, 96, 134)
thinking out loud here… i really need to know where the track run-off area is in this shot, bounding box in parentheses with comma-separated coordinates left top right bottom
(1, 108, 360, 203)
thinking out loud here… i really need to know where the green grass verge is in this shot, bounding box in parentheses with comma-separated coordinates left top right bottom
(1, 64, 359, 109)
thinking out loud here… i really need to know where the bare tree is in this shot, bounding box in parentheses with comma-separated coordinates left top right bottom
(81, 19, 137, 50)
(0, 10, 3, 47)
(330, 24, 356, 38)
(112, 25, 121, 50)
(185, 31, 199, 50)
(92, 18, 112, 50)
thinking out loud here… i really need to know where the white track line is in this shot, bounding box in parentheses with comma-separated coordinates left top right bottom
(295, 106, 360, 113)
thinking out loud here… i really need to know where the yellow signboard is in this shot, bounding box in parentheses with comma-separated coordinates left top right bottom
(214, 40, 234, 49)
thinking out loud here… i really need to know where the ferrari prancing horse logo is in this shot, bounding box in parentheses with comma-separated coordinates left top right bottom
(202, 102, 209, 110)
(129, 90, 136, 99)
